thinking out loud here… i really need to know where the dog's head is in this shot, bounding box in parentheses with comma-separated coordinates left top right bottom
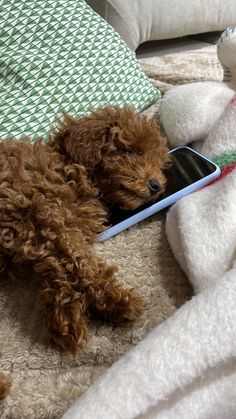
(53, 106, 171, 210)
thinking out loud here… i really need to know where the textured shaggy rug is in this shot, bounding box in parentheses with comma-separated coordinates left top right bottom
(0, 45, 222, 419)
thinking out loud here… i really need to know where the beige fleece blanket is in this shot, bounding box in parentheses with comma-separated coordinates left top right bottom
(0, 45, 221, 419)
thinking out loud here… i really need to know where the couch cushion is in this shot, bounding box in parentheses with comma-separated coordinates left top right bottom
(86, 0, 236, 50)
(0, 0, 159, 141)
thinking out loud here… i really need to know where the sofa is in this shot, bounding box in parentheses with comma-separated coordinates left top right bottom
(86, 0, 236, 50)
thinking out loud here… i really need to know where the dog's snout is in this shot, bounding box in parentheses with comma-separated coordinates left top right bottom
(148, 179, 161, 195)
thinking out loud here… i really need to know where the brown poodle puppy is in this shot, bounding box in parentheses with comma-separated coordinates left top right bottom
(0, 106, 170, 367)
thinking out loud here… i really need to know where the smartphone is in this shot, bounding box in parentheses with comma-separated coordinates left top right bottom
(99, 146, 221, 241)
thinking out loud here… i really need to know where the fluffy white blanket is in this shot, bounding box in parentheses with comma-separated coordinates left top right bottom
(62, 83, 236, 419)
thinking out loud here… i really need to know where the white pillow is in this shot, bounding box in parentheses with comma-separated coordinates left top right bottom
(87, 0, 236, 50)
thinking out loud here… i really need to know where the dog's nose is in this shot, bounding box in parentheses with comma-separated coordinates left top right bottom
(148, 179, 161, 195)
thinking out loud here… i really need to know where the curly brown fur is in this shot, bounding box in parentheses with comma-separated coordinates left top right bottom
(0, 106, 170, 363)
(0, 374, 11, 399)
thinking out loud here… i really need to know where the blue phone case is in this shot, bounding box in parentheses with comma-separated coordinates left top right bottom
(99, 147, 221, 241)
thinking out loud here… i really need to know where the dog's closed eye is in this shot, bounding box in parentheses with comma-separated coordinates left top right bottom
(121, 148, 141, 156)
(123, 149, 133, 155)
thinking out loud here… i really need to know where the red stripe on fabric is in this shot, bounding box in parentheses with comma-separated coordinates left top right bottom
(205, 162, 236, 188)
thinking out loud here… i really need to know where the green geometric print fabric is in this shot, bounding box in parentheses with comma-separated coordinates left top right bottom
(0, 0, 160, 141)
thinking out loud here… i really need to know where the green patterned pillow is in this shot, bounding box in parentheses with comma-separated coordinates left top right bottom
(0, 0, 160, 141)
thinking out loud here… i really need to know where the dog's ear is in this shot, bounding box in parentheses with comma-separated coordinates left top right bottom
(52, 111, 118, 169)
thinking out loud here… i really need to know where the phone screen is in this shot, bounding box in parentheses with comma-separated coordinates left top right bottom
(109, 147, 217, 226)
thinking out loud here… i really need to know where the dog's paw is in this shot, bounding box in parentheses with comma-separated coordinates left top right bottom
(46, 300, 89, 355)
(106, 289, 145, 326)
